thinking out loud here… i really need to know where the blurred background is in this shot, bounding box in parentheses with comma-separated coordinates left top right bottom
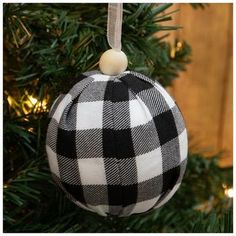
(3, 3, 233, 233)
(164, 3, 233, 168)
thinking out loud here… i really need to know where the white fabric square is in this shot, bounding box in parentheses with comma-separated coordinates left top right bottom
(77, 158, 107, 185)
(91, 74, 111, 81)
(130, 97, 153, 128)
(179, 129, 188, 162)
(76, 101, 103, 130)
(131, 196, 160, 214)
(154, 82, 175, 109)
(46, 145, 60, 177)
(52, 94, 72, 123)
(136, 147, 163, 182)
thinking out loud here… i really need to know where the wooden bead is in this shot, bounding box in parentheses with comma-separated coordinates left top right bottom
(99, 49, 128, 75)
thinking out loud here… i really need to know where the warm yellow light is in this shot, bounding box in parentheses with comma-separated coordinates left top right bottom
(170, 48, 176, 58)
(177, 41, 182, 48)
(7, 96, 14, 107)
(7, 95, 22, 116)
(22, 95, 38, 114)
(41, 99, 48, 110)
(222, 183, 227, 189)
(28, 127, 34, 132)
(224, 188, 233, 198)
(28, 96, 38, 105)
(22, 93, 49, 114)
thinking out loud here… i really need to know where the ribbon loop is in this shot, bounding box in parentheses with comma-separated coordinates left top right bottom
(107, 3, 123, 51)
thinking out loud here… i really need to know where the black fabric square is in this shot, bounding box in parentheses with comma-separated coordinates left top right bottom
(104, 81, 113, 101)
(62, 182, 86, 204)
(122, 184, 138, 206)
(76, 129, 103, 158)
(137, 176, 163, 202)
(161, 165, 180, 194)
(58, 156, 81, 185)
(153, 110, 178, 146)
(112, 82, 129, 102)
(120, 74, 153, 94)
(57, 128, 77, 159)
(103, 129, 116, 158)
(107, 185, 122, 205)
(114, 129, 135, 159)
(83, 185, 108, 205)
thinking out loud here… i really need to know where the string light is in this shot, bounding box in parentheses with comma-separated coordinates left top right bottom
(170, 48, 176, 58)
(7, 92, 49, 115)
(176, 41, 183, 50)
(6, 95, 22, 116)
(28, 96, 38, 105)
(22, 95, 36, 114)
(170, 41, 183, 58)
(7, 95, 14, 107)
(4, 185, 8, 189)
(23, 93, 49, 114)
(28, 127, 34, 133)
(224, 188, 233, 198)
(222, 184, 233, 198)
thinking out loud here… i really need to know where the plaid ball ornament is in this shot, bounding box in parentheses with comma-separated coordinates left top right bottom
(46, 71, 188, 217)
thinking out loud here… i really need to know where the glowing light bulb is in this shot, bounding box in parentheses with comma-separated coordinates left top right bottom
(7, 96, 14, 107)
(224, 188, 233, 198)
(28, 96, 38, 105)
(177, 41, 182, 48)
(170, 48, 176, 58)
(41, 99, 48, 111)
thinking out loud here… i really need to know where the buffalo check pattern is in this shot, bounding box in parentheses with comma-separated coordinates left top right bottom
(46, 71, 188, 217)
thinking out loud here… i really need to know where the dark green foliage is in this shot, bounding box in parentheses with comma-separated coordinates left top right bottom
(191, 209, 233, 233)
(3, 3, 232, 233)
(4, 3, 191, 101)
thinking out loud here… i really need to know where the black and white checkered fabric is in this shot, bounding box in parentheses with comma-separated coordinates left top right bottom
(46, 71, 188, 217)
